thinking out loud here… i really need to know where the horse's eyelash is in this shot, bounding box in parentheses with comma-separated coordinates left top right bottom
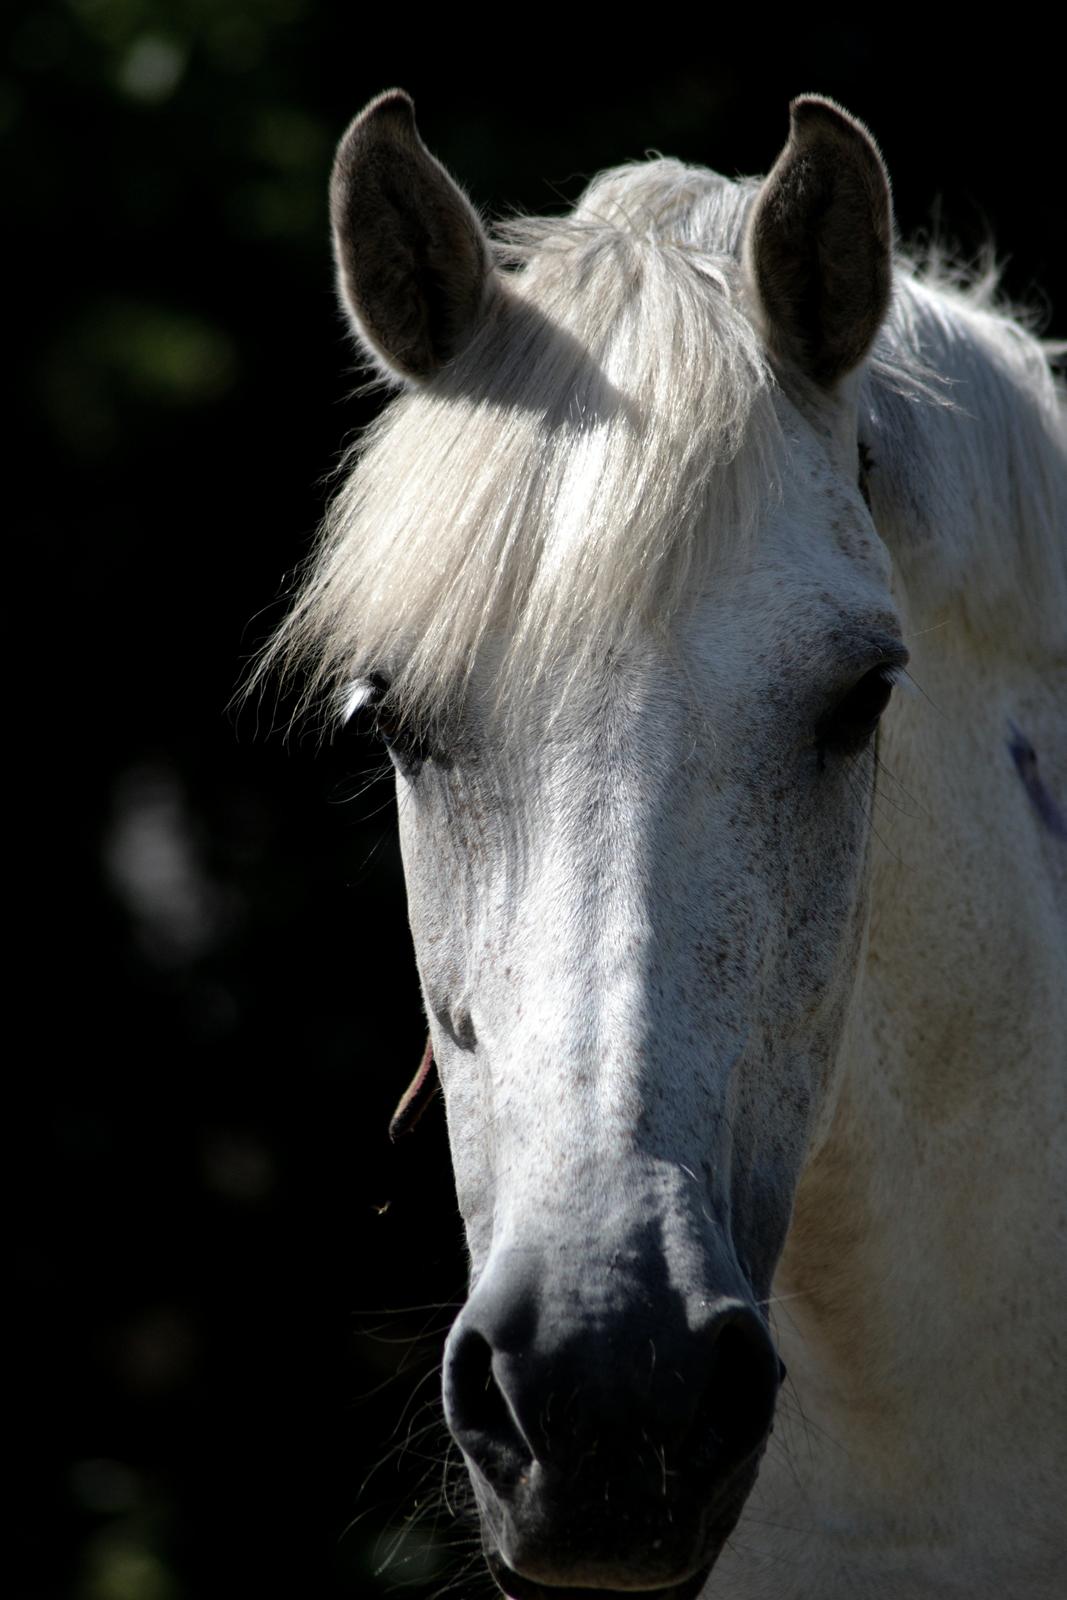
(884, 663, 916, 695)
(341, 679, 377, 724)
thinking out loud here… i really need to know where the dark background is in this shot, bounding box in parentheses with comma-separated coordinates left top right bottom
(15, 6, 1062, 1597)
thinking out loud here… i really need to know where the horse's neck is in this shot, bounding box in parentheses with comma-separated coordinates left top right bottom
(757, 632, 1066, 1590)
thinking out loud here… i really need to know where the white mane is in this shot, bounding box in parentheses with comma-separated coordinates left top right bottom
(863, 262, 1066, 656)
(262, 159, 1066, 726)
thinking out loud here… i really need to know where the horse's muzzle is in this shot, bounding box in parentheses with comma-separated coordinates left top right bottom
(443, 1251, 781, 1591)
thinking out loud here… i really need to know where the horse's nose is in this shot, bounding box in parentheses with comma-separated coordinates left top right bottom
(443, 1260, 781, 1507)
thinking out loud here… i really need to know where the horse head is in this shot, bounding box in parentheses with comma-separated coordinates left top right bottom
(318, 91, 906, 1597)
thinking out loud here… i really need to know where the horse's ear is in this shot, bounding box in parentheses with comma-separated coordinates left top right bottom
(329, 90, 495, 384)
(744, 96, 893, 389)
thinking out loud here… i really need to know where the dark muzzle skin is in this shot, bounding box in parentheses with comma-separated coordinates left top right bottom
(443, 1247, 783, 1596)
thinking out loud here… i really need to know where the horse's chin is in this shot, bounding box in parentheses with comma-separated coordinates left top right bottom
(486, 1550, 713, 1600)
(476, 1440, 762, 1600)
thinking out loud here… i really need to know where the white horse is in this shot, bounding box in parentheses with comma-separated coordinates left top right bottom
(267, 93, 1066, 1598)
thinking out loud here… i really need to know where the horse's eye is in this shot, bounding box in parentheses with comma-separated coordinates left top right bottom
(342, 673, 389, 736)
(817, 665, 898, 757)
(343, 676, 431, 770)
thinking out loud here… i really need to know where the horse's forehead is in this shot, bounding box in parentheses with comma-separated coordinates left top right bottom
(753, 423, 894, 605)
(444, 465, 897, 752)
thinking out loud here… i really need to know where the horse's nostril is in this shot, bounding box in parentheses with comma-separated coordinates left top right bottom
(446, 1327, 532, 1487)
(689, 1310, 781, 1467)
(451, 1329, 505, 1433)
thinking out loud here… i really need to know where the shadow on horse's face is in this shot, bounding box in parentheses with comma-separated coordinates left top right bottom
(324, 89, 902, 1597)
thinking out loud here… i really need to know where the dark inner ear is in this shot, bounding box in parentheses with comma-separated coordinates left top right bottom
(746, 96, 893, 389)
(330, 90, 493, 382)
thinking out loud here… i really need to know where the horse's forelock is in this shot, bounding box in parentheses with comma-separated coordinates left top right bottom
(265, 159, 784, 731)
